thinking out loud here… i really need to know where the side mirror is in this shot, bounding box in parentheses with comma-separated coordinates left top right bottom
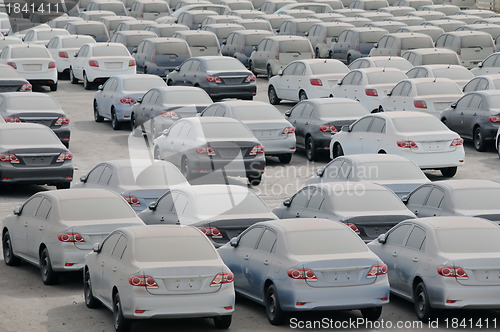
(304, 31, 309, 36)
(74, 52, 78, 57)
(132, 47, 137, 53)
(450, 102, 457, 109)
(162, 129, 169, 136)
(337, 80, 342, 86)
(80, 174, 88, 183)
(148, 201, 157, 211)
(478, 61, 483, 68)
(13, 206, 21, 215)
(284, 110, 291, 117)
(278, 70, 283, 76)
(253, 46, 258, 51)
(401, 195, 409, 204)
(341, 125, 350, 132)
(229, 237, 238, 247)
(377, 234, 386, 244)
(334, 37, 338, 42)
(174, 66, 180, 71)
(373, 42, 378, 48)
(283, 198, 291, 207)
(97, 84, 103, 90)
(93, 243, 101, 252)
(387, 90, 392, 96)
(222, 40, 226, 45)
(198, 23, 202, 29)
(137, 97, 142, 103)
(316, 168, 324, 177)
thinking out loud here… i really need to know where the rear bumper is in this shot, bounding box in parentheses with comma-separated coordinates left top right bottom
(52, 127, 71, 143)
(428, 279, 500, 309)
(188, 155, 265, 177)
(202, 84, 256, 99)
(50, 245, 89, 271)
(260, 136, 296, 155)
(0, 163, 74, 185)
(22, 69, 58, 85)
(87, 67, 136, 82)
(112, 104, 134, 122)
(399, 148, 465, 169)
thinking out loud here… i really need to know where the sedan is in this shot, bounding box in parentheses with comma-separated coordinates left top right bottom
(268, 59, 349, 103)
(72, 159, 188, 212)
(22, 27, 70, 45)
(307, 154, 430, 198)
(470, 52, 500, 77)
(138, 184, 278, 247)
(47, 35, 96, 76)
(84, 225, 235, 331)
(218, 218, 390, 325)
(405, 64, 474, 90)
(368, 217, 500, 320)
(0, 63, 31, 91)
(463, 74, 500, 93)
(330, 112, 465, 177)
(153, 117, 266, 185)
(2, 188, 144, 285)
(166, 56, 257, 101)
(200, 101, 296, 163)
(69, 43, 136, 90)
(348, 56, 414, 71)
(0, 123, 73, 188)
(273, 182, 416, 241)
(93, 74, 166, 130)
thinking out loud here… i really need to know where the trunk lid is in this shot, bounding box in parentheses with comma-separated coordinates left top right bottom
(448, 254, 500, 286)
(341, 213, 416, 240)
(197, 217, 275, 245)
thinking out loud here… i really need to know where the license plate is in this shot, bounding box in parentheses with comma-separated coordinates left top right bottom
(23, 64, 42, 71)
(105, 62, 122, 69)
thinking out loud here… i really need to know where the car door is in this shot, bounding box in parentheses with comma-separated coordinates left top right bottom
(299, 188, 331, 219)
(463, 94, 483, 137)
(99, 78, 117, 118)
(281, 187, 314, 219)
(340, 116, 373, 154)
(173, 59, 192, 85)
(101, 234, 128, 304)
(252, 39, 268, 72)
(288, 62, 306, 101)
(405, 185, 432, 217)
(418, 187, 445, 217)
(11, 196, 43, 257)
(362, 117, 386, 153)
(300, 103, 315, 143)
(386, 81, 408, 111)
(149, 191, 177, 224)
(333, 71, 356, 98)
(447, 94, 473, 135)
(73, 45, 88, 79)
(92, 232, 121, 300)
(26, 197, 52, 260)
(287, 102, 306, 147)
(395, 225, 426, 298)
(186, 59, 201, 86)
(82, 164, 107, 189)
(275, 62, 297, 99)
(135, 90, 154, 127)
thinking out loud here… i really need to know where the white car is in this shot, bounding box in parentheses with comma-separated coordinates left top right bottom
(348, 56, 413, 71)
(0, 44, 58, 91)
(330, 111, 465, 177)
(0, 36, 23, 56)
(47, 35, 96, 75)
(470, 52, 500, 76)
(22, 28, 70, 45)
(463, 74, 500, 93)
(69, 43, 136, 90)
(331, 68, 407, 112)
(379, 78, 463, 117)
(268, 59, 349, 103)
(405, 64, 474, 89)
(84, 225, 235, 331)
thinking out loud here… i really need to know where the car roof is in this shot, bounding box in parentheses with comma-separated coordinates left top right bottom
(404, 77, 457, 84)
(39, 188, 122, 200)
(353, 67, 404, 74)
(364, 56, 409, 62)
(404, 47, 458, 55)
(0, 91, 55, 100)
(431, 179, 500, 190)
(113, 30, 157, 36)
(154, 86, 207, 93)
(263, 35, 309, 41)
(370, 110, 434, 119)
(215, 100, 272, 107)
(415, 216, 499, 229)
(232, 29, 273, 35)
(417, 64, 467, 70)
(463, 90, 500, 97)
(310, 181, 388, 191)
(0, 123, 48, 131)
(306, 98, 362, 106)
(338, 153, 414, 163)
(266, 218, 347, 232)
(442, 30, 491, 37)
(8, 43, 46, 49)
(124, 224, 202, 238)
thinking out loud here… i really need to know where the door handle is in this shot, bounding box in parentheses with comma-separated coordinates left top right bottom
(112, 267, 117, 272)
(24, 223, 28, 227)
(473, 113, 477, 116)
(412, 257, 419, 262)
(244, 255, 249, 260)
(160, 216, 165, 222)
(263, 260, 269, 265)
(101, 261, 105, 267)
(295, 212, 300, 217)
(39, 226, 44, 231)
(392, 252, 398, 257)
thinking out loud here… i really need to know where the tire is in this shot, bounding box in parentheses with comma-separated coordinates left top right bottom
(56, 182, 71, 189)
(441, 118, 447, 126)
(267, 65, 273, 80)
(329, 50, 333, 59)
(248, 174, 262, 186)
(40, 248, 59, 285)
(361, 307, 382, 321)
(347, 54, 352, 65)
(265, 284, 286, 325)
(111, 109, 121, 130)
(130, 114, 141, 137)
(278, 153, 292, 164)
(2, 231, 20, 266)
(440, 166, 457, 178)
(414, 282, 433, 321)
(94, 100, 104, 122)
(83, 73, 92, 90)
(332, 143, 344, 158)
(84, 268, 100, 308)
(305, 136, 317, 161)
(213, 315, 232, 329)
(69, 67, 78, 84)
(299, 90, 307, 101)
(249, 61, 256, 75)
(315, 48, 320, 59)
(113, 293, 131, 332)
(181, 158, 192, 180)
(154, 147, 161, 160)
(497, 139, 500, 159)
(473, 126, 487, 152)
(166, 79, 173, 86)
(50, 83, 57, 91)
(143, 67, 148, 74)
(268, 85, 281, 105)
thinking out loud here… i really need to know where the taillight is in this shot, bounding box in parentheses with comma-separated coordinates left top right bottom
(58, 232, 85, 243)
(282, 126, 295, 135)
(245, 74, 256, 82)
(287, 268, 317, 281)
(4, 116, 21, 123)
(129, 59, 136, 67)
(397, 140, 418, 149)
(196, 145, 215, 155)
(450, 138, 463, 147)
(58, 51, 68, 58)
(89, 60, 99, 67)
(275, 49, 279, 60)
(120, 97, 136, 104)
(211, 272, 234, 286)
(489, 115, 500, 123)
(310, 78, 322, 86)
(355, 38, 359, 51)
(123, 195, 141, 206)
(0, 153, 19, 163)
(345, 222, 360, 234)
(56, 152, 73, 162)
(323, 37, 327, 44)
(129, 275, 159, 288)
(365, 89, 378, 97)
(151, 50, 156, 62)
(437, 266, 468, 280)
(7, 62, 16, 69)
(206, 75, 221, 83)
(319, 125, 338, 133)
(55, 117, 70, 125)
(414, 100, 427, 109)
(240, 42, 245, 53)
(161, 111, 178, 119)
(367, 264, 388, 278)
(20, 83, 32, 91)
(198, 226, 223, 239)
(48, 61, 56, 69)
(249, 145, 265, 155)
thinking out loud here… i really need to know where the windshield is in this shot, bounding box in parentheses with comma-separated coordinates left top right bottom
(156, 42, 189, 54)
(461, 35, 493, 48)
(366, 71, 407, 84)
(436, 228, 500, 253)
(309, 61, 348, 75)
(286, 229, 368, 255)
(92, 45, 129, 56)
(0, 127, 60, 145)
(195, 191, 270, 217)
(432, 68, 473, 80)
(135, 236, 218, 262)
(392, 116, 449, 132)
(279, 40, 312, 53)
(360, 31, 387, 43)
(125, 34, 152, 47)
(452, 189, 500, 210)
(11, 47, 50, 58)
(325, 160, 426, 181)
(231, 105, 283, 120)
(59, 198, 136, 221)
(76, 25, 107, 35)
(185, 35, 219, 47)
(122, 77, 164, 91)
(416, 82, 462, 95)
(422, 53, 459, 65)
(330, 189, 407, 212)
(401, 37, 433, 49)
(204, 58, 245, 71)
(317, 103, 368, 118)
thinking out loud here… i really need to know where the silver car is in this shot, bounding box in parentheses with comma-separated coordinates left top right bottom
(218, 218, 390, 325)
(368, 217, 500, 320)
(84, 225, 235, 331)
(2, 189, 144, 285)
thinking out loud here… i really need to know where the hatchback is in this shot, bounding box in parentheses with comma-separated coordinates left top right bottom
(133, 37, 192, 76)
(330, 27, 388, 64)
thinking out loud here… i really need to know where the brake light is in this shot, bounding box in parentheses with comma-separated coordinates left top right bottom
(397, 140, 418, 149)
(198, 226, 223, 239)
(211, 272, 234, 286)
(129, 59, 136, 67)
(345, 222, 360, 234)
(323, 37, 327, 44)
(20, 83, 32, 91)
(55, 117, 70, 125)
(365, 89, 378, 97)
(456, 43, 461, 55)
(450, 138, 463, 147)
(414, 100, 427, 109)
(129, 275, 159, 288)
(355, 38, 359, 51)
(282, 126, 295, 134)
(275, 48, 279, 60)
(89, 60, 99, 67)
(489, 115, 500, 123)
(48, 61, 56, 69)
(151, 49, 156, 63)
(7, 62, 16, 69)
(367, 264, 388, 278)
(123, 195, 140, 206)
(58, 232, 85, 243)
(245, 74, 256, 82)
(196, 145, 216, 155)
(206, 75, 221, 83)
(241, 41, 245, 53)
(58, 51, 68, 58)
(310, 78, 322, 86)
(0, 154, 19, 163)
(319, 125, 338, 133)
(120, 97, 136, 104)
(437, 266, 468, 280)
(287, 268, 317, 281)
(4, 116, 21, 123)
(161, 111, 178, 119)
(56, 152, 73, 162)
(249, 145, 265, 155)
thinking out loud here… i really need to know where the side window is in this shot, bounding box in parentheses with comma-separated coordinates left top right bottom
(463, 78, 479, 93)
(302, 103, 314, 118)
(444, 35, 454, 48)
(282, 63, 297, 75)
(425, 188, 444, 208)
(338, 160, 352, 180)
(294, 62, 306, 76)
(385, 36, 395, 48)
(377, 36, 388, 49)
(323, 159, 344, 179)
(369, 118, 385, 133)
(341, 72, 356, 85)
(21, 196, 43, 217)
(408, 186, 432, 206)
(100, 233, 121, 256)
(47, 38, 56, 48)
(257, 39, 267, 52)
(482, 54, 497, 67)
(476, 78, 489, 91)
(179, 60, 192, 73)
(264, 40, 273, 52)
(112, 235, 128, 259)
(435, 35, 446, 47)
(99, 166, 113, 185)
(238, 227, 264, 249)
(405, 226, 426, 251)
(156, 192, 175, 212)
(401, 82, 412, 96)
(390, 82, 405, 96)
(351, 72, 363, 85)
(103, 78, 115, 91)
(351, 117, 373, 132)
(141, 91, 154, 105)
(289, 103, 305, 118)
(86, 165, 106, 184)
(137, 41, 145, 53)
(201, 105, 218, 116)
(173, 193, 189, 214)
(256, 229, 277, 253)
(35, 198, 51, 220)
(307, 189, 324, 210)
(338, 31, 347, 43)
(468, 95, 482, 110)
(405, 52, 416, 64)
(386, 224, 412, 246)
(290, 188, 314, 208)
(190, 60, 200, 72)
(455, 94, 474, 109)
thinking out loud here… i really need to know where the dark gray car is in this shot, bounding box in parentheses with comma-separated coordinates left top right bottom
(440, 90, 500, 152)
(329, 27, 388, 64)
(220, 30, 273, 67)
(133, 37, 192, 76)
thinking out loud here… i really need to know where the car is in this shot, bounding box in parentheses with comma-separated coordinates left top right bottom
(171, 30, 221, 57)
(230, 18, 273, 32)
(133, 37, 192, 76)
(99, 16, 137, 34)
(176, 10, 220, 30)
(129, 0, 172, 20)
(401, 48, 461, 66)
(220, 0, 254, 10)
(22, 27, 70, 45)
(363, 21, 408, 34)
(7, 21, 42, 39)
(138, 184, 277, 241)
(457, 9, 494, 18)
(418, 4, 460, 15)
(69, 43, 136, 90)
(166, 56, 256, 101)
(274, 2, 333, 14)
(377, 6, 416, 16)
(334, 17, 373, 29)
(392, 0, 433, 9)
(406, 64, 474, 89)
(348, 56, 413, 71)
(218, 218, 390, 325)
(86, 0, 128, 15)
(307, 154, 430, 198)
(114, 20, 157, 33)
(350, 0, 389, 10)
(330, 111, 465, 177)
(356, 11, 395, 22)
(463, 74, 500, 93)
(273, 182, 416, 241)
(332, 68, 408, 112)
(228, 9, 269, 19)
(93, 74, 166, 130)
(0, 92, 71, 146)
(0, 36, 24, 55)
(83, 225, 235, 331)
(131, 86, 212, 138)
(144, 23, 189, 37)
(379, 78, 463, 117)
(200, 101, 296, 163)
(78, 10, 117, 21)
(330, 27, 388, 64)
(440, 91, 500, 152)
(384, 15, 425, 26)
(421, 19, 466, 33)
(470, 52, 500, 76)
(221, 30, 273, 67)
(202, 14, 241, 26)
(46, 35, 96, 75)
(109, 30, 158, 54)
(0, 44, 58, 91)
(457, 24, 500, 40)
(307, 22, 356, 59)
(72, 159, 188, 211)
(368, 33, 434, 57)
(63, 21, 110, 42)
(172, 3, 231, 18)
(395, 25, 444, 41)
(254, 13, 294, 31)
(367, 216, 500, 320)
(277, 18, 322, 37)
(47, 16, 84, 29)
(153, 117, 266, 184)
(200, 23, 246, 46)
(0, 63, 31, 91)
(260, 0, 296, 14)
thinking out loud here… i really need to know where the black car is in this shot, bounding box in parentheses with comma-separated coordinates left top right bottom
(166, 56, 257, 100)
(0, 64, 31, 92)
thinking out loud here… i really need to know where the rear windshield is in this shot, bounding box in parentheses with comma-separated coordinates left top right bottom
(92, 45, 129, 56)
(122, 77, 165, 91)
(330, 190, 406, 212)
(59, 198, 136, 221)
(135, 236, 218, 262)
(493, 79, 500, 89)
(76, 25, 107, 35)
(392, 117, 449, 132)
(309, 61, 348, 75)
(124, 34, 152, 46)
(360, 31, 387, 43)
(231, 105, 284, 120)
(453, 189, 500, 210)
(6, 96, 59, 110)
(422, 53, 459, 65)
(62, 37, 94, 48)
(416, 82, 462, 95)
(432, 68, 473, 80)
(185, 34, 219, 47)
(204, 58, 245, 70)
(118, 164, 186, 187)
(325, 160, 426, 181)
(160, 90, 211, 104)
(37, 30, 68, 40)
(366, 71, 407, 84)
(286, 229, 368, 255)
(156, 42, 190, 54)
(401, 37, 433, 49)
(279, 40, 312, 53)
(317, 103, 368, 118)
(11, 47, 50, 58)
(0, 127, 60, 145)
(436, 228, 500, 253)
(194, 191, 270, 217)
(200, 122, 254, 139)
(144, 3, 169, 11)
(461, 35, 493, 48)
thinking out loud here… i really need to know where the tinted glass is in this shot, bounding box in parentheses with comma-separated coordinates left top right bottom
(6, 97, 59, 110)
(351, 117, 372, 132)
(309, 62, 348, 75)
(22, 196, 43, 217)
(122, 77, 164, 91)
(112, 235, 127, 259)
(101, 233, 121, 255)
(405, 226, 425, 250)
(62, 38, 93, 48)
(12, 47, 50, 58)
(432, 68, 473, 80)
(200, 122, 255, 139)
(386, 224, 412, 246)
(461, 35, 493, 48)
(118, 164, 186, 187)
(59, 198, 136, 222)
(279, 40, 311, 53)
(35, 198, 51, 219)
(159, 90, 212, 104)
(185, 35, 219, 46)
(359, 30, 387, 43)
(194, 191, 270, 217)
(352, 161, 427, 181)
(392, 116, 449, 132)
(231, 105, 283, 120)
(286, 228, 368, 255)
(156, 42, 189, 54)
(244, 34, 270, 45)
(436, 228, 500, 253)
(317, 103, 368, 118)
(37, 30, 68, 40)
(256, 229, 277, 253)
(366, 71, 407, 84)
(426, 188, 444, 208)
(135, 236, 218, 261)
(452, 188, 500, 210)
(204, 58, 246, 71)
(0, 127, 61, 145)
(239, 227, 263, 248)
(291, 188, 312, 208)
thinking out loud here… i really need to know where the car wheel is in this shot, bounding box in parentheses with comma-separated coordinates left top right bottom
(497, 139, 500, 159)
(111, 109, 121, 130)
(414, 281, 433, 321)
(130, 114, 141, 137)
(265, 284, 285, 325)
(84, 268, 100, 308)
(2, 231, 20, 266)
(69, 67, 78, 84)
(441, 118, 447, 126)
(143, 67, 148, 74)
(267, 65, 273, 80)
(299, 90, 307, 101)
(154, 147, 161, 160)
(56, 182, 71, 189)
(181, 158, 192, 180)
(167, 79, 173, 86)
(113, 292, 131, 332)
(93, 100, 104, 122)
(278, 153, 292, 164)
(249, 61, 256, 75)
(268, 85, 281, 105)
(361, 307, 382, 321)
(315, 48, 320, 58)
(473, 126, 487, 152)
(213, 315, 232, 329)
(347, 54, 352, 64)
(306, 136, 317, 161)
(40, 247, 59, 285)
(332, 143, 344, 158)
(248, 174, 262, 186)
(440, 167, 457, 178)
(329, 50, 333, 59)
(50, 82, 57, 91)
(83, 73, 92, 90)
